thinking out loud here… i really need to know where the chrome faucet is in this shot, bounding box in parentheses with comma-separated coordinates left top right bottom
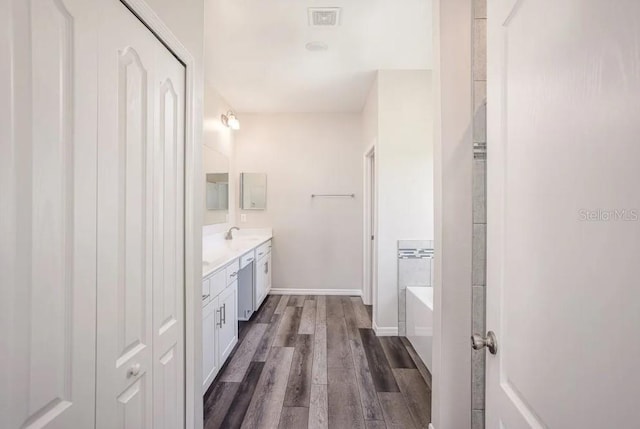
(225, 226, 239, 240)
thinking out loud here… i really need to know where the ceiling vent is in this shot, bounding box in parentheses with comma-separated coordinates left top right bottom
(308, 8, 341, 27)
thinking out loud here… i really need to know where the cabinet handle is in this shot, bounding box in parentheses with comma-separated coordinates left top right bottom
(202, 294, 210, 301)
(216, 308, 222, 328)
(230, 272, 237, 277)
(247, 257, 254, 262)
(258, 252, 264, 256)
(222, 303, 226, 324)
(265, 261, 268, 274)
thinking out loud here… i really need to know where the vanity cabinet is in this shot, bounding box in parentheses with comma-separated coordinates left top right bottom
(201, 236, 272, 392)
(202, 262, 239, 393)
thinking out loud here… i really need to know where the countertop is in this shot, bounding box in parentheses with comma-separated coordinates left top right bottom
(202, 228, 272, 278)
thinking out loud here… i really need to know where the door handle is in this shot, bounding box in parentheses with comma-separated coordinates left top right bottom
(471, 331, 498, 355)
(127, 363, 141, 378)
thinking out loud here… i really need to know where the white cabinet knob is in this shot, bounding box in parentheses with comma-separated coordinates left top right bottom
(127, 363, 141, 378)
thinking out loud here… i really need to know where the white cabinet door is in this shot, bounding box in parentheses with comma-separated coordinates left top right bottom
(218, 282, 238, 364)
(266, 252, 272, 294)
(202, 297, 219, 393)
(255, 256, 267, 310)
(95, 1, 185, 428)
(486, 1, 640, 427)
(0, 0, 99, 427)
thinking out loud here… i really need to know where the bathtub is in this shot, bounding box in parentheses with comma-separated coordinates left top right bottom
(406, 286, 433, 372)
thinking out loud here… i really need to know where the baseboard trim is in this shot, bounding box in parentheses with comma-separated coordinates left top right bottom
(269, 288, 362, 297)
(372, 320, 399, 336)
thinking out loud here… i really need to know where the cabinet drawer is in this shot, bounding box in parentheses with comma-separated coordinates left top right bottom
(240, 250, 255, 269)
(225, 260, 240, 285)
(202, 278, 210, 306)
(209, 269, 226, 299)
(255, 240, 271, 259)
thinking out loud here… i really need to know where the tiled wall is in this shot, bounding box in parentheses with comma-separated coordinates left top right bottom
(472, 0, 487, 427)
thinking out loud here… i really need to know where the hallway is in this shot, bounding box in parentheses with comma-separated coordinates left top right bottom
(204, 295, 432, 428)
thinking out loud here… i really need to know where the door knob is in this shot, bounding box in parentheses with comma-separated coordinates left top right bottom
(471, 331, 498, 355)
(127, 363, 141, 378)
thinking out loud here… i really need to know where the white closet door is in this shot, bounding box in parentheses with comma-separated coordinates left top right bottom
(96, 1, 185, 428)
(152, 26, 186, 429)
(0, 0, 98, 428)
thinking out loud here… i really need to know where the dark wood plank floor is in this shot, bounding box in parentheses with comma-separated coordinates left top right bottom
(204, 295, 432, 429)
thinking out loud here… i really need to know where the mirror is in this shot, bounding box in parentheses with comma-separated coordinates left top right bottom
(203, 146, 229, 225)
(240, 173, 267, 210)
(206, 174, 229, 210)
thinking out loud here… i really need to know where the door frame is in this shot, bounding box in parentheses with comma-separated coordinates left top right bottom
(430, 0, 474, 428)
(362, 142, 377, 309)
(118, 2, 201, 428)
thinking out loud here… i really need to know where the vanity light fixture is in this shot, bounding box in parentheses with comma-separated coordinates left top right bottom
(221, 111, 240, 130)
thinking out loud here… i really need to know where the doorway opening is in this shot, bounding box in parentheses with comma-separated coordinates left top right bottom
(363, 143, 377, 314)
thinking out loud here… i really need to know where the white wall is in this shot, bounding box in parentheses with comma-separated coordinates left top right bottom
(234, 114, 363, 293)
(145, 0, 204, 62)
(203, 86, 236, 233)
(362, 70, 435, 331)
(362, 75, 379, 149)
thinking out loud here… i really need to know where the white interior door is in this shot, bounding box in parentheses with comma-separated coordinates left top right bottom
(486, 0, 640, 427)
(96, 1, 185, 428)
(152, 30, 186, 429)
(0, 0, 98, 427)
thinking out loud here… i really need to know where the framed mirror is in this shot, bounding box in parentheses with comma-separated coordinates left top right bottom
(240, 173, 267, 210)
(203, 146, 229, 224)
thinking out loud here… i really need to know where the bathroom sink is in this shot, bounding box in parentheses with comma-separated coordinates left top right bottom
(202, 233, 271, 275)
(202, 250, 236, 272)
(233, 236, 262, 243)
(226, 237, 264, 251)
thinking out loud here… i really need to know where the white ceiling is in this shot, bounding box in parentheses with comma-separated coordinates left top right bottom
(204, 0, 433, 113)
